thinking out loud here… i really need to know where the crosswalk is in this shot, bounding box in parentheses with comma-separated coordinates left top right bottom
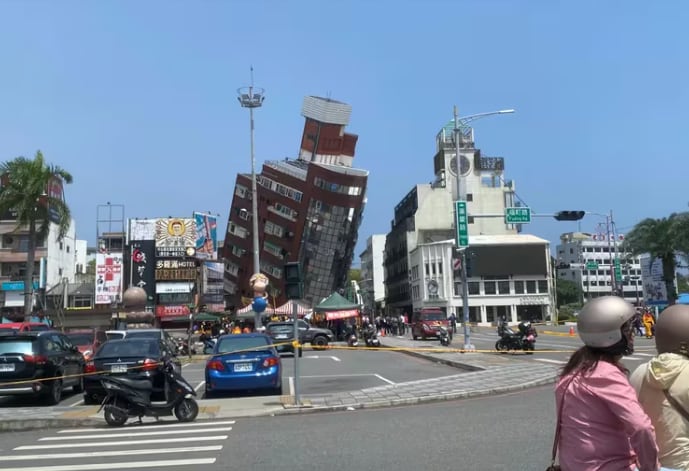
(532, 352, 655, 366)
(0, 419, 235, 470)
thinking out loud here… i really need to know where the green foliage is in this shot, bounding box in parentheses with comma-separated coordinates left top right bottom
(678, 274, 689, 295)
(347, 268, 361, 283)
(556, 279, 582, 307)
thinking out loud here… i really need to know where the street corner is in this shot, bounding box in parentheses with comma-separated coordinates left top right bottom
(196, 395, 287, 419)
(0, 408, 103, 433)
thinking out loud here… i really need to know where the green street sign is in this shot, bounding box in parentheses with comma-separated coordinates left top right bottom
(613, 258, 622, 282)
(505, 207, 531, 224)
(455, 201, 469, 247)
(585, 261, 599, 270)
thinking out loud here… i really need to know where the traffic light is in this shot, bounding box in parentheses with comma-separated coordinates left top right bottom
(284, 262, 303, 300)
(464, 251, 474, 278)
(553, 211, 585, 221)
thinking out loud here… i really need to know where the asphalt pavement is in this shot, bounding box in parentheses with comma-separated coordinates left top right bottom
(0, 385, 557, 471)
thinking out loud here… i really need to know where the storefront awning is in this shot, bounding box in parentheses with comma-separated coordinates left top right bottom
(156, 282, 193, 294)
(324, 309, 359, 321)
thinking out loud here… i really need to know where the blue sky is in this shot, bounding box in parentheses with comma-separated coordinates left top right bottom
(0, 0, 687, 261)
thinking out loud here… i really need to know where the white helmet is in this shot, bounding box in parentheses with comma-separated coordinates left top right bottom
(577, 296, 635, 353)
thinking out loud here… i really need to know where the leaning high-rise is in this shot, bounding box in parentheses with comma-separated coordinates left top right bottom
(222, 96, 368, 309)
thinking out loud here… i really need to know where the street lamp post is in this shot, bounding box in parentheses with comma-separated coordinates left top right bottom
(452, 106, 514, 351)
(237, 68, 265, 330)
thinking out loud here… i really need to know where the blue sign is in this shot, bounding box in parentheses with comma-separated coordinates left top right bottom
(2, 281, 40, 291)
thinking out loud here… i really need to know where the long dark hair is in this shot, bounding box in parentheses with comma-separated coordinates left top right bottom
(560, 346, 627, 378)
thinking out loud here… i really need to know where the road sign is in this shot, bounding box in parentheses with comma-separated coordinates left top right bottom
(585, 261, 599, 270)
(455, 201, 469, 247)
(613, 258, 622, 283)
(505, 207, 531, 224)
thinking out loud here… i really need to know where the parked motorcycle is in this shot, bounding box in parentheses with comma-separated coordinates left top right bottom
(439, 326, 451, 346)
(363, 324, 380, 347)
(97, 358, 199, 426)
(495, 322, 536, 354)
(347, 332, 359, 347)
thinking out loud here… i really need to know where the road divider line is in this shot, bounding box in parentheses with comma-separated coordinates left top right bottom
(0, 445, 224, 461)
(15, 436, 229, 450)
(40, 427, 232, 441)
(0, 458, 216, 471)
(57, 420, 236, 434)
(194, 381, 205, 392)
(534, 358, 566, 365)
(374, 374, 395, 385)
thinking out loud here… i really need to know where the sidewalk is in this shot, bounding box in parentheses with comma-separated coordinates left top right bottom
(0, 337, 559, 431)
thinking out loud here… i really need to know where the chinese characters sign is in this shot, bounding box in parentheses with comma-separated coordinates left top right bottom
(155, 259, 197, 281)
(455, 201, 469, 247)
(194, 212, 218, 260)
(155, 218, 196, 258)
(130, 240, 155, 302)
(155, 304, 191, 318)
(95, 253, 123, 305)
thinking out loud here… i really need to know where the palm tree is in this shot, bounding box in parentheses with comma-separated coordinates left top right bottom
(0, 151, 73, 320)
(624, 212, 689, 305)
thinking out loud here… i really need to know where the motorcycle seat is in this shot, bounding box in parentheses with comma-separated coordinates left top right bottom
(107, 377, 153, 390)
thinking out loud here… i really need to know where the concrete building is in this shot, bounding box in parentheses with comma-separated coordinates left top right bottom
(409, 235, 553, 325)
(222, 96, 368, 309)
(384, 119, 520, 316)
(556, 231, 643, 304)
(358, 234, 387, 315)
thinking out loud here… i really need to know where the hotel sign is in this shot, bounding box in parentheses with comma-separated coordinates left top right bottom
(155, 259, 197, 281)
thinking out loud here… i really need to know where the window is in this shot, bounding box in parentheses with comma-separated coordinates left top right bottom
(468, 282, 480, 295)
(484, 281, 496, 295)
(264, 221, 284, 238)
(231, 246, 245, 257)
(58, 268, 63, 276)
(66, 245, 70, 253)
(514, 281, 525, 294)
(424, 263, 429, 276)
(466, 194, 473, 202)
(238, 209, 250, 220)
(264, 241, 284, 258)
(526, 281, 537, 294)
(498, 281, 510, 295)
(59, 242, 64, 250)
(71, 295, 92, 308)
(538, 280, 549, 293)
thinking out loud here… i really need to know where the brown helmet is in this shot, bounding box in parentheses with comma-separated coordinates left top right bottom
(655, 304, 689, 357)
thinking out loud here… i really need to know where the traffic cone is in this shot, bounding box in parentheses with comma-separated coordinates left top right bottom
(569, 326, 575, 336)
(380, 328, 386, 337)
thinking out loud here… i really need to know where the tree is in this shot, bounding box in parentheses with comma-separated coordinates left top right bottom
(556, 279, 582, 307)
(0, 151, 72, 320)
(623, 212, 689, 305)
(347, 268, 361, 283)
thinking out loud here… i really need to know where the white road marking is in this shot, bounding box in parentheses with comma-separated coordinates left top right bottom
(15, 436, 229, 450)
(194, 381, 205, 392)
(57, 420, 235, 433)
(623, 356, 647, 361)
(288, 376, 295, 396)
(68, 399, 84, 407)
(0, 458, 216, 471)
(40, 427, 232, 441)
(632, 353, 653, 357)
(374, 374, 395, 385)
(533, 358, 567, 365)
(1, 445, 223, 461)
(304, 355, 341, 361)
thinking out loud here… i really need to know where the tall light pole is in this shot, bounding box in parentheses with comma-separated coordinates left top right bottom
(237, 68, 265, 329)
(452, 106, 514, 351)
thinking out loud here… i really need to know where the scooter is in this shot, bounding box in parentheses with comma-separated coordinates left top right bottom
(347, 332, 359, 347)
(439, 326, 451, 346)
(363, 325, 380, 347)
(97, 358, 199, 427)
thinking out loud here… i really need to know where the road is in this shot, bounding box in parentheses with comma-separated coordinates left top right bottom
(0, 385, 557, 470)
(0, 347, 461, 407)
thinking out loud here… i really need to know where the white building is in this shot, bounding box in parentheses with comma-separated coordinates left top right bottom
(359, 234, 387, 315)
(74, 239, 88, 275)
(409, 234, 553, 325)
(556, 232, 642, 304)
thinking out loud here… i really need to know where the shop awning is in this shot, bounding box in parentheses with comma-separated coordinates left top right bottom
(273, 300, 311, 317)
(156, 282, 193, 294)
(324, 309, 359, 321)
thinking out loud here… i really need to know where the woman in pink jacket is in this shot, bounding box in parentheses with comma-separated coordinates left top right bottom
(555, 296, 667, 471)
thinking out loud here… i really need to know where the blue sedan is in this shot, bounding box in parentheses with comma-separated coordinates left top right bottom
(204, 333, 282, 397)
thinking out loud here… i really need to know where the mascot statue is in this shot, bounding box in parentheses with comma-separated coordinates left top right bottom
(250, 273, 270, 317)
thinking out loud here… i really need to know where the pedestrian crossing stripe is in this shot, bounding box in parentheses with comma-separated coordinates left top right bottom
(0, 458, 216, 471)
(0, 446, 223, 461)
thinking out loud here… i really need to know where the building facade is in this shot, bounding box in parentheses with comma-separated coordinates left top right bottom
(384, 119, 519, 315)
(409, 235, 553, 325)
(556, 231, 643, 304)
(358, 234, 387, 316)
(222, 96, 368, 309)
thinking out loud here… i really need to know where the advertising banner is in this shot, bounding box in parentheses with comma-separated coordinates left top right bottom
(46, 177, 64, 224)
(155, 259, 197, 280)
(154, 218, 196, 258)
(194, 213, 218, 260)
(202, 261, 224, 309)
(640, 254, 669, 305)
(95, 253, 123, 305)
(129, 219, 157, 241)
(155, 304, 191, 318)
(130, 240, 155, 303)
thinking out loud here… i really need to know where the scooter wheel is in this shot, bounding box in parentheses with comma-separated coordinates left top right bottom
(174, 398, 199, 422)
(104, 406, 128, 427)
(495, 340, 508, 353)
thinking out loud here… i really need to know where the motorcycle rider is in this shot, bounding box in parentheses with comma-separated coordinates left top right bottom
(630, 304, 689, 471)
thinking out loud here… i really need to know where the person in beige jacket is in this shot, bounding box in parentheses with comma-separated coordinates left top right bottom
(631, 304, 689, 471)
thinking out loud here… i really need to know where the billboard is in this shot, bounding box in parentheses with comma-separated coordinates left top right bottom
(130, 240, 156, 303)
(194, 212, 218, 260)
(202, 261, 224, 311)
(155, 259, 197, 280)
(154, 218, 196, 258)
(46, 176, 64, 224)
(95, 253, 123, 304)
(129, 219, 157, 241)
(640, 254, 670, 305)
(466, 244, 549, 277)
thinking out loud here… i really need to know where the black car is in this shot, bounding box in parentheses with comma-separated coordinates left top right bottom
(0, 331, 85, 405)
(83, 338, 181, 404)
(266, 322, 303, 357)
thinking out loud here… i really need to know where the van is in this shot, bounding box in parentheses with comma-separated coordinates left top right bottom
(0, 322, 53, 334)
(411, 308, 450, 340)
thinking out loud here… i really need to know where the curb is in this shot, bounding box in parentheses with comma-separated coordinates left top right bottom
(271, 372, 557, 416)
(541, 330, 575, 337)
(387, 346, 484, 372)
(0, 417, 103, 433)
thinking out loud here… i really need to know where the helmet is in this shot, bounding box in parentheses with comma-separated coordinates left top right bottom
(577, 296, 635, 353)
(655, 304, 689, 357)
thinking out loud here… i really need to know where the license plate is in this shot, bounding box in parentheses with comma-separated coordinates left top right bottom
(275, 334, 288, 339)
(111, 364, 128, 373)
(0, 363, 15, 372)
(233, 363, 252, 372)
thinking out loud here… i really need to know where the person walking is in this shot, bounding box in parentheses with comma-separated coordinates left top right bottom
(631, 304, 689, 471)
(553, 296, 664, 471)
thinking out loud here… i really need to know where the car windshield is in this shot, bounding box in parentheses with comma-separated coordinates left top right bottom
(0, 327, 19, 333)
(216, 336, 271, 354)
(422, 313, 445, 321)
(66, 334, 93, 346)
(126, 331, 161, 340)
(106, 332, 125, 340)
(98, 340, 160, 358)
(29, 324, 50, 331)
(0, 340, 35, 355)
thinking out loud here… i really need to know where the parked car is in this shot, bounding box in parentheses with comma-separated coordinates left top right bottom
(0, 322, 53, 333)
(0, 331, 85, 405)
(83, 338, 181, 404)
(204, 333, 282, 397)
(105, 329, 178, 354)
(411, 308, 451, 340)
(292, 320, 334, 349)
(265, 322, 302, 357)
(66, 329, 107, 361)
